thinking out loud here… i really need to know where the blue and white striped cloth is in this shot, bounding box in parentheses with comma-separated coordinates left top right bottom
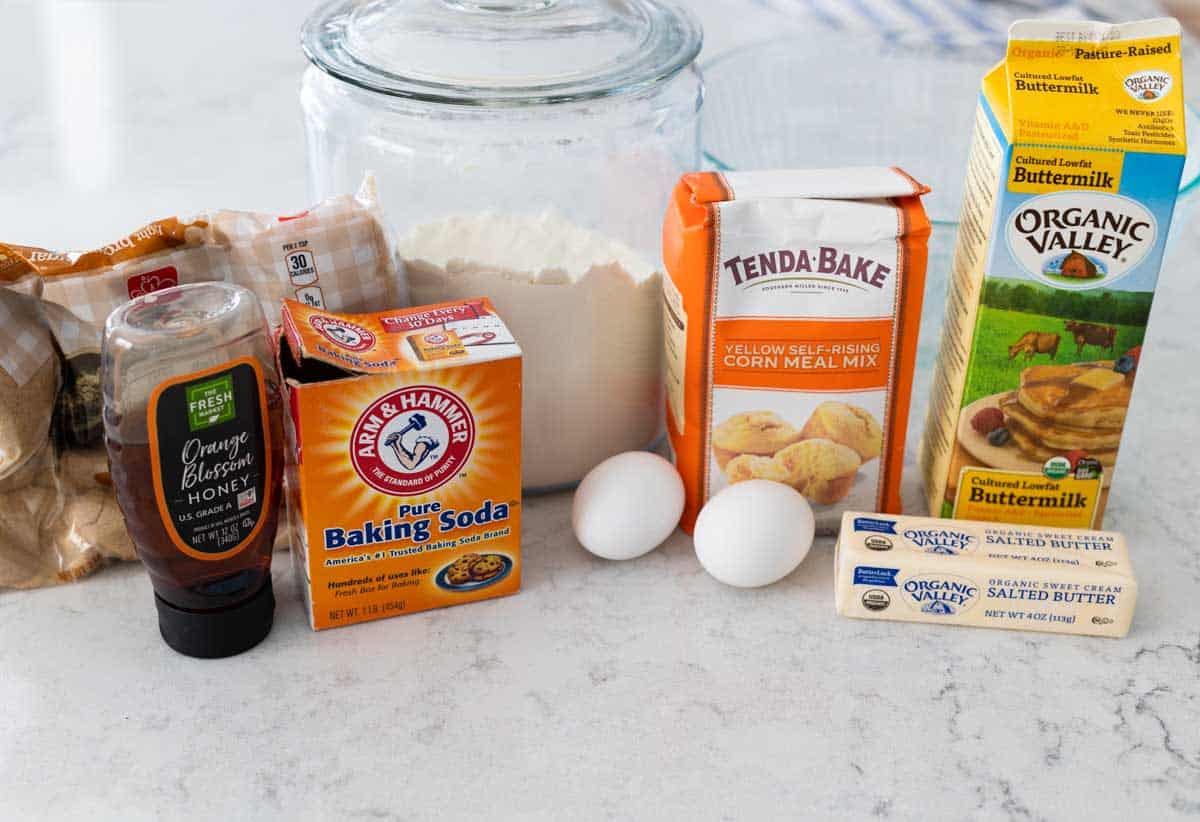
(762, 0, 1165, 48)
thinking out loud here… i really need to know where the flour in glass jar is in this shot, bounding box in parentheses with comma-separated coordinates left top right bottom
(400, 212, 663, 491)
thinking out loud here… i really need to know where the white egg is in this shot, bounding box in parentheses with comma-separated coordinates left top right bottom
(693, 480, 815, 587)
(572, 451, 685, 560)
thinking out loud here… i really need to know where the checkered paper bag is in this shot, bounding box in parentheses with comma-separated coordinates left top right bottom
(0, 264, 70, 588)
(0, 248, 54, 387)
(212, 176, 404, 327)
(0, 176, 403, 588)
(35, 176, 400, 358)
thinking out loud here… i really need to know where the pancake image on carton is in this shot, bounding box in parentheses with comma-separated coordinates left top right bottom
(953, 352, 1138, 485)
(1015, 362, 1131, 429)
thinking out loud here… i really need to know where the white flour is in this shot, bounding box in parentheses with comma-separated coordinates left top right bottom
(399, 212, 663, 490)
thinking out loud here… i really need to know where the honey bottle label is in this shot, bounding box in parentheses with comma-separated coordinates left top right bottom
(147, 357, 273, 561)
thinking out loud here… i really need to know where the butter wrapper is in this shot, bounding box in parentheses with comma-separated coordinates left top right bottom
(834, 511, 1136, 637)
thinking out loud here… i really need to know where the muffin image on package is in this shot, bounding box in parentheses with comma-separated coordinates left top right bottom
(724, 454, 792, 485)
(711, 411, 802, 468)
(799, 401, 882, 462)
(775, 439, 861, 505)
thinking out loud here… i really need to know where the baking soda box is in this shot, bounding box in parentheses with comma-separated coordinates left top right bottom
(921, 18, 1186, 528)
(279, 298, 521, 630)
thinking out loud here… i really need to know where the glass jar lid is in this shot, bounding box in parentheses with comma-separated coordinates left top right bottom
(301, 0, 702, 106)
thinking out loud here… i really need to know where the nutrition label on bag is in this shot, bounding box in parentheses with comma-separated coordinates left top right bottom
(662, 271, 687, 434)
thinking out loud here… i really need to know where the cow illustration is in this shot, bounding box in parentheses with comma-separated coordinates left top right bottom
(1008, 331, 1060, 361)
(1064, 321, 1117, 355)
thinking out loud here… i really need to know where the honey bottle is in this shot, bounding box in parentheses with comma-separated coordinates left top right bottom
(103, 283, 283, 657)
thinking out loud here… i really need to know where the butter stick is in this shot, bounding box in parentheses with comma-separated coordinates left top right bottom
(834, 512, 1137, 638)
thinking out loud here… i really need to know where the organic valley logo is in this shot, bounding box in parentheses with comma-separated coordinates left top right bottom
(350, 386, 475, 496)
(901, 574, 980, 616)
(901, 528, 976, 556)
(722, 246, 891, 290)
(1006, 192, 1156, 290)
(1123, 69, 1172, 102)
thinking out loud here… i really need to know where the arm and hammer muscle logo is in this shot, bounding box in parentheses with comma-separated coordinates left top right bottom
(901, 574, 980, 616)
(310, 315, 376, 352)
(900, 527, 976, 555)
(350, 386, 475, 496)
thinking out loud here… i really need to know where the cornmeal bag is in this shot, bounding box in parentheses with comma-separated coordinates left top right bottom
(663, 168, 930, 533)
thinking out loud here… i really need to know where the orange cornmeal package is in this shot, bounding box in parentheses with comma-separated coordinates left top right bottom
(663, 168, 930, 533)
(279, 297, 521, 630)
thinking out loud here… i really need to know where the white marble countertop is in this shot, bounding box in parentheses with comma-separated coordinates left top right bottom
(3, 2, 1200, 820)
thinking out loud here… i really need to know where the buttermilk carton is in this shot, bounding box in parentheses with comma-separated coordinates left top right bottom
(921, 18, 1186, 528)
(279, 298, 521, 630)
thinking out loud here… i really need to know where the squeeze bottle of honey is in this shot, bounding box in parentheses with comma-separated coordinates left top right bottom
(102, 283, 283, 658)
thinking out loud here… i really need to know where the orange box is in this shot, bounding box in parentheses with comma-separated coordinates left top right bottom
(279, 297, 522, 630)
(408, 328, 467, 362)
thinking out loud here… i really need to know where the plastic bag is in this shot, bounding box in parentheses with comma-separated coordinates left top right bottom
(0, 178, 403, 588)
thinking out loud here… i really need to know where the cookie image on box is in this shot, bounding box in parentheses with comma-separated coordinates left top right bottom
(447, 565, 473, 585)
(775, 438, 861, 505)
(435, 552, 513, 591)
(711, 411, 802, 468)
(799, 402, 882, 463)
(470, 555, 504, 580)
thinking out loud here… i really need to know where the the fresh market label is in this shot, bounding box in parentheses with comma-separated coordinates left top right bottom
(148, 357, 272, 561)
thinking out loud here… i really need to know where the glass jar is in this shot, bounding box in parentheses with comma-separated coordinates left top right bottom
(300, 0, 704, 490)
